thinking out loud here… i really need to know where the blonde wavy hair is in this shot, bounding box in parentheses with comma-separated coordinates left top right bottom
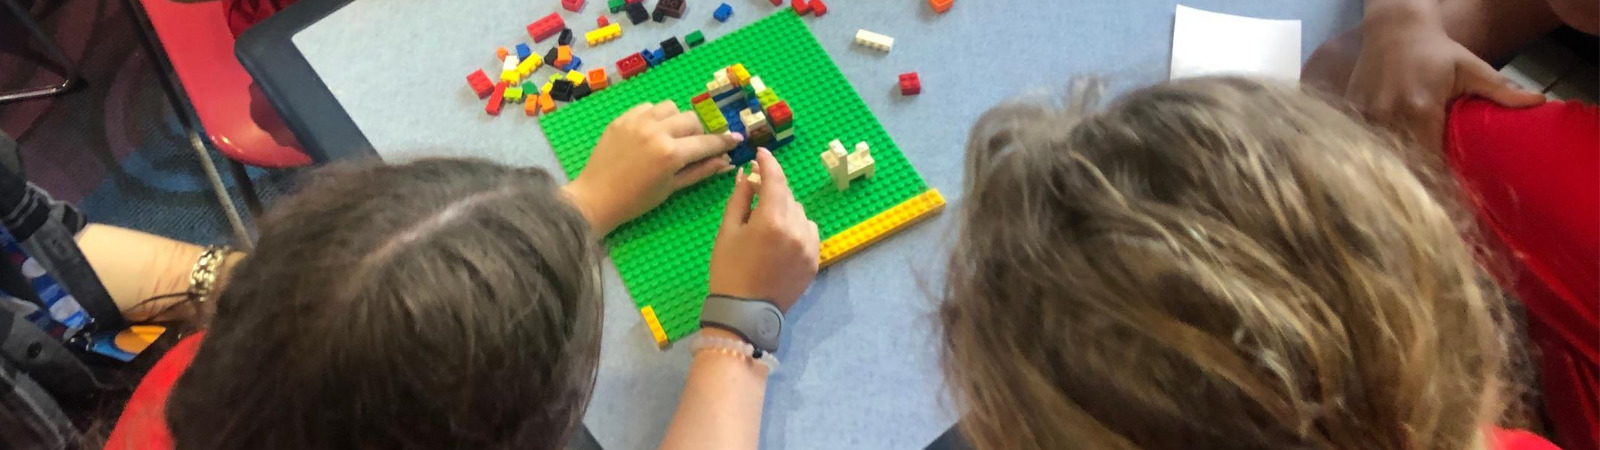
(939, 77, 1511, 450)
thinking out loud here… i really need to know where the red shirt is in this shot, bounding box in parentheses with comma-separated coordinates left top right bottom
(103, 333, 202, 450)
(1446, 98, 1599, 450)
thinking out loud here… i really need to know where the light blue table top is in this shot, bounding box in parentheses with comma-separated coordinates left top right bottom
(293, 1, 1360, 448)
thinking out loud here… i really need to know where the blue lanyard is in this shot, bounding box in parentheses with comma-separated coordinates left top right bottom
(0, 226, 89, 340)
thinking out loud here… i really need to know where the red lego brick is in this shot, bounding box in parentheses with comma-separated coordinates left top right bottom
(791, 0, 809, 15)
(486, 81, 508, 115)
(691, 92, 711, 105)
(527, 13, 566, 43)
(898, 72, 920, 96)
(928, 0, 953, 13)
(768, 0, 780, 5)
(810, 0, 827, 16)
(766, 101, 792, 126)
(467, 69, 495, 98)
(617, 53, 648, 79)
(562, 0, 584, 12)
(597, 15, 609, 26)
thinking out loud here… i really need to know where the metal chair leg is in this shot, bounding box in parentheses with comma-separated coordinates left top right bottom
(185, 129, 254, 250)
(123, 0, 255, 248)
(227, 159, 263, 217)
(0, 0, 79, 103)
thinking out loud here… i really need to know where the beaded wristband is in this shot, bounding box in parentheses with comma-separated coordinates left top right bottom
(690, 334, 779, 374)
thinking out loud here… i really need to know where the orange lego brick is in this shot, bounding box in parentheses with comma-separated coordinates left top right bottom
(640, 306, 669, 348)
(538, 90, 557, 113)
(555, 45, 573, 68)
(587, 68, 610, 90)
(818, 189, 944, 267)
(496, 46, 509, 60)
(531, 92, 550, 115)
(928, 0, 952, 13)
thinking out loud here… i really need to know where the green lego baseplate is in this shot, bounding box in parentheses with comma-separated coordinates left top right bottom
(540, 10, 933, 343)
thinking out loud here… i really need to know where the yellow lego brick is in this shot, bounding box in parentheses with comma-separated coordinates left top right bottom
(565, 70, 586, 85)
(728, 63, 750, 86)
(500, 69, 519, 83)
(516, 54, 543, 77)
(585, 23, 622, 47)
(819, 189, 945, 267)
(549, 73, 564, 83)
(640, 306, 668, 349)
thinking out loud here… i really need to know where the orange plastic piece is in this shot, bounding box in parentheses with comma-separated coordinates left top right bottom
(640, 306, 669, 348)
(929, 0, 953, 13)
(555, 45, 573, 68)
(524, 93, 541, 116)
(538, 90, 557, 113)
(587, 68, 610, 90)
(496, 46, 509, 60)
(818, 189, 945, 267)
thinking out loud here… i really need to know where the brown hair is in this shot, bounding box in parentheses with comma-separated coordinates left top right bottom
(939, 77, 1511, 450)
(166, 158, 603, 449)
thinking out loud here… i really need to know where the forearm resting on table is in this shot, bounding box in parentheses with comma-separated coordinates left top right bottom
(1366, 0, 1561, 61)
(77, 224, 243, 323)
(659, 328, 769, 450)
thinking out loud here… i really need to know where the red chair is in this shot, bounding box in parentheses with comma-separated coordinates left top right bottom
(124, 0, 313, 245)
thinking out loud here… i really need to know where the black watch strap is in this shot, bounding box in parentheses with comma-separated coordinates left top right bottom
(699, 294, 783, 353)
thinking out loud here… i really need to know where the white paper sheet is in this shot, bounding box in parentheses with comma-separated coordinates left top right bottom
(1170, 5, 1303, 81)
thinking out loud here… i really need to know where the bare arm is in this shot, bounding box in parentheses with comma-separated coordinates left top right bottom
(77, 224, 242, 322)
(659, 328, 769, 450)
(659, 150, 819, 450)
(1302, 0, 1553, 150)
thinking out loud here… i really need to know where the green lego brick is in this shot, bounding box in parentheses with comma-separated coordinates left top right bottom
(540, 10, 933, 343)
(685, 30, 706, 48)
(608, 0, 625, 13)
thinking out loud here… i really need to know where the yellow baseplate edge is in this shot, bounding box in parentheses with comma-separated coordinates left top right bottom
(819, 188, 945, 267)
(640, 305, 669, 349)
(636, 188, 945, 350)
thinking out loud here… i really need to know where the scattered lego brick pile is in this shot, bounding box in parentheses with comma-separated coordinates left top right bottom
(466, 0, 875, 117)
(690, 64, 795, 165)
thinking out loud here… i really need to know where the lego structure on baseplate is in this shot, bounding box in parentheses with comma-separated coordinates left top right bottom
(540, 10, 943, 348)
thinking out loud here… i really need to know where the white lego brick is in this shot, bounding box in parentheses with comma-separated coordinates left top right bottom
(853, 29, 894, 52)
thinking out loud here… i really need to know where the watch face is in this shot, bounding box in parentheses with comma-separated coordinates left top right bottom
(757, 310, 781, 340)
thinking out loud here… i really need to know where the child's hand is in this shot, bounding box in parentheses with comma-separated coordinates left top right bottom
(707, 148, 819, 313)
(564, 101, 744, 235)
(1342, 3, 1543, 150)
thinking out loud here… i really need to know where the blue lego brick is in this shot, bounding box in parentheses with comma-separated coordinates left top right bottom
(516, 43, 532, 61)
(729, 145, 755, 165)
(713, 3, 732, 22)
(568, 56, 583, 71)
(642, 49, 664, 67)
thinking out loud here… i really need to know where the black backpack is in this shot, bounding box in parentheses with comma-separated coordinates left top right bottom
(0, 132, 151, 450)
